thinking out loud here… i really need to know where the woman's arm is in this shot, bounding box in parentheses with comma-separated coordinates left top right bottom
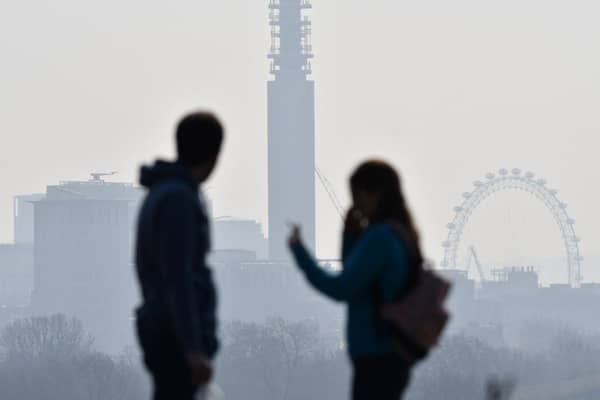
(290, 225, 398, 301)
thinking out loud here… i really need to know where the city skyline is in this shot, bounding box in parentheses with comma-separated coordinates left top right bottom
(3, 3, 600, 399)
(1, 1, 600, 283)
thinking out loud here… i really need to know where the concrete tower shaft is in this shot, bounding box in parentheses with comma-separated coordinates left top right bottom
(267, 0, 316, 260)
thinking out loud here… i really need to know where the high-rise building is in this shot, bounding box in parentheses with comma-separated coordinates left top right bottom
(31, 174, 143, 351)
(0, 243, 33, 307)
(267, 0, 316, 260)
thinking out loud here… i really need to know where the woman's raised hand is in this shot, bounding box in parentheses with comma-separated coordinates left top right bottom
(287, 223, 303, 247)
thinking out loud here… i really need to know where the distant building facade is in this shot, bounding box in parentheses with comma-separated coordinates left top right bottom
(213, 217, 268, 259)
(44, 174, 143, 245)
(441, 265, 600, 346)
(0, 243, 33, 307)
(31, 174, 143, 351)
(212, 251, 343, 336)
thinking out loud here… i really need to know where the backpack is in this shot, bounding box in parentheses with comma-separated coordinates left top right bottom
(380, 227, 452, 363)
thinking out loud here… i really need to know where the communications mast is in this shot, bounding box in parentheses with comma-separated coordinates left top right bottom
(267, 0, 316, 259)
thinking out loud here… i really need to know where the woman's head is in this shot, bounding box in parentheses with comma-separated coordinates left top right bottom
(350, 160, 405, 221)
(350, 159, 423, 266)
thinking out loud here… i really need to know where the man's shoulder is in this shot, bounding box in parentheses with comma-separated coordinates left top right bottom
(149, 181, 210, 223)
(148, 179, 197, 203)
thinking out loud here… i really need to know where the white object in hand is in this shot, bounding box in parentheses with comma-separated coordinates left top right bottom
(196, 383, 225, 400)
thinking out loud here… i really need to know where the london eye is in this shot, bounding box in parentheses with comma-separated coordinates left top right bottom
(441, 169, 583, 286)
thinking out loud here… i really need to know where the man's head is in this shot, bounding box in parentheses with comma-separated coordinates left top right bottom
(176, 111, 224, 183)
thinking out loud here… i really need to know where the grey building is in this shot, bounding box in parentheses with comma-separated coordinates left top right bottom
(213, 217, 268, 259)
(212, 253, 343, 336)
(0, 243, 33, 308)
(31, 174, 143, 352)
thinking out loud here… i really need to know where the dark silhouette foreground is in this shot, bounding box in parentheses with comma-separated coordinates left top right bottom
(134, 112, 224, 400)
(288, 160, 430, 400)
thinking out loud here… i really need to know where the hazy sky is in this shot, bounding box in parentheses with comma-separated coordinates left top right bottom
(1, 0, 599, 283)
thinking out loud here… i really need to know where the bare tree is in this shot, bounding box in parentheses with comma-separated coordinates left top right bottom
(0, 315, 149, 400)
(219, 318, 320, 400)
(0, 314, 94, 360)
(266, 318, 319, 400)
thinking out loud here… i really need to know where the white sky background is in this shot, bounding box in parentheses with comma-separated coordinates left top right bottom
(1, 0, 599, 283)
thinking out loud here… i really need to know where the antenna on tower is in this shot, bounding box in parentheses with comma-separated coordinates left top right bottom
(268, 0, 314, 77)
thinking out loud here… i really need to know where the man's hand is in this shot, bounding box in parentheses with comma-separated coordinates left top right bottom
(187, 353, 213, 386)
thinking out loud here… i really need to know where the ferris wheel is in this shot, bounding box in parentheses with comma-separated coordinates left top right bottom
(440, 168, 583, 287)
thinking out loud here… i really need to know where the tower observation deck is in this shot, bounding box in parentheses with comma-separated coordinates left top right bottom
(267, 0, 316, 259)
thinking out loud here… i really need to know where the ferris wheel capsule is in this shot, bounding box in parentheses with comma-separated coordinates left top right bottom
(485, 173, 495, 180)
(473, 180, 483, 187)
(499, 169, 508, 175)
(462, 192, 472, 198)
(512, 168, 521, 175)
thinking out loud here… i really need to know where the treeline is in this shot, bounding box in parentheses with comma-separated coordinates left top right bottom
(0, 314, 147, 400)
(1, 315, 600, 400)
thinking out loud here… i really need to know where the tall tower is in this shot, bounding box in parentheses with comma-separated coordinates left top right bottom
(267, 0, 315, 260)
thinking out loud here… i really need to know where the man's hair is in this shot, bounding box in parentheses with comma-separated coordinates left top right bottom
(176, 111, 224, 167)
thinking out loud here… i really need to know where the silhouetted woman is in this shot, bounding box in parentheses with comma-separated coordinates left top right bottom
(288, 160, 423, 400)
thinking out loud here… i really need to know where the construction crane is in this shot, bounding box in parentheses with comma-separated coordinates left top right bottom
(315, 166, 345, 220)
(90, 172, 117, 182)
(465, 245, 486, 282)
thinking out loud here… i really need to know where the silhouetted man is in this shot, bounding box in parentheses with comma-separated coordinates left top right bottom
(135, 112, 223, 400)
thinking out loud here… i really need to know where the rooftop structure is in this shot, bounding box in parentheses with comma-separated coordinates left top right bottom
(46, 172, 141, 202)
